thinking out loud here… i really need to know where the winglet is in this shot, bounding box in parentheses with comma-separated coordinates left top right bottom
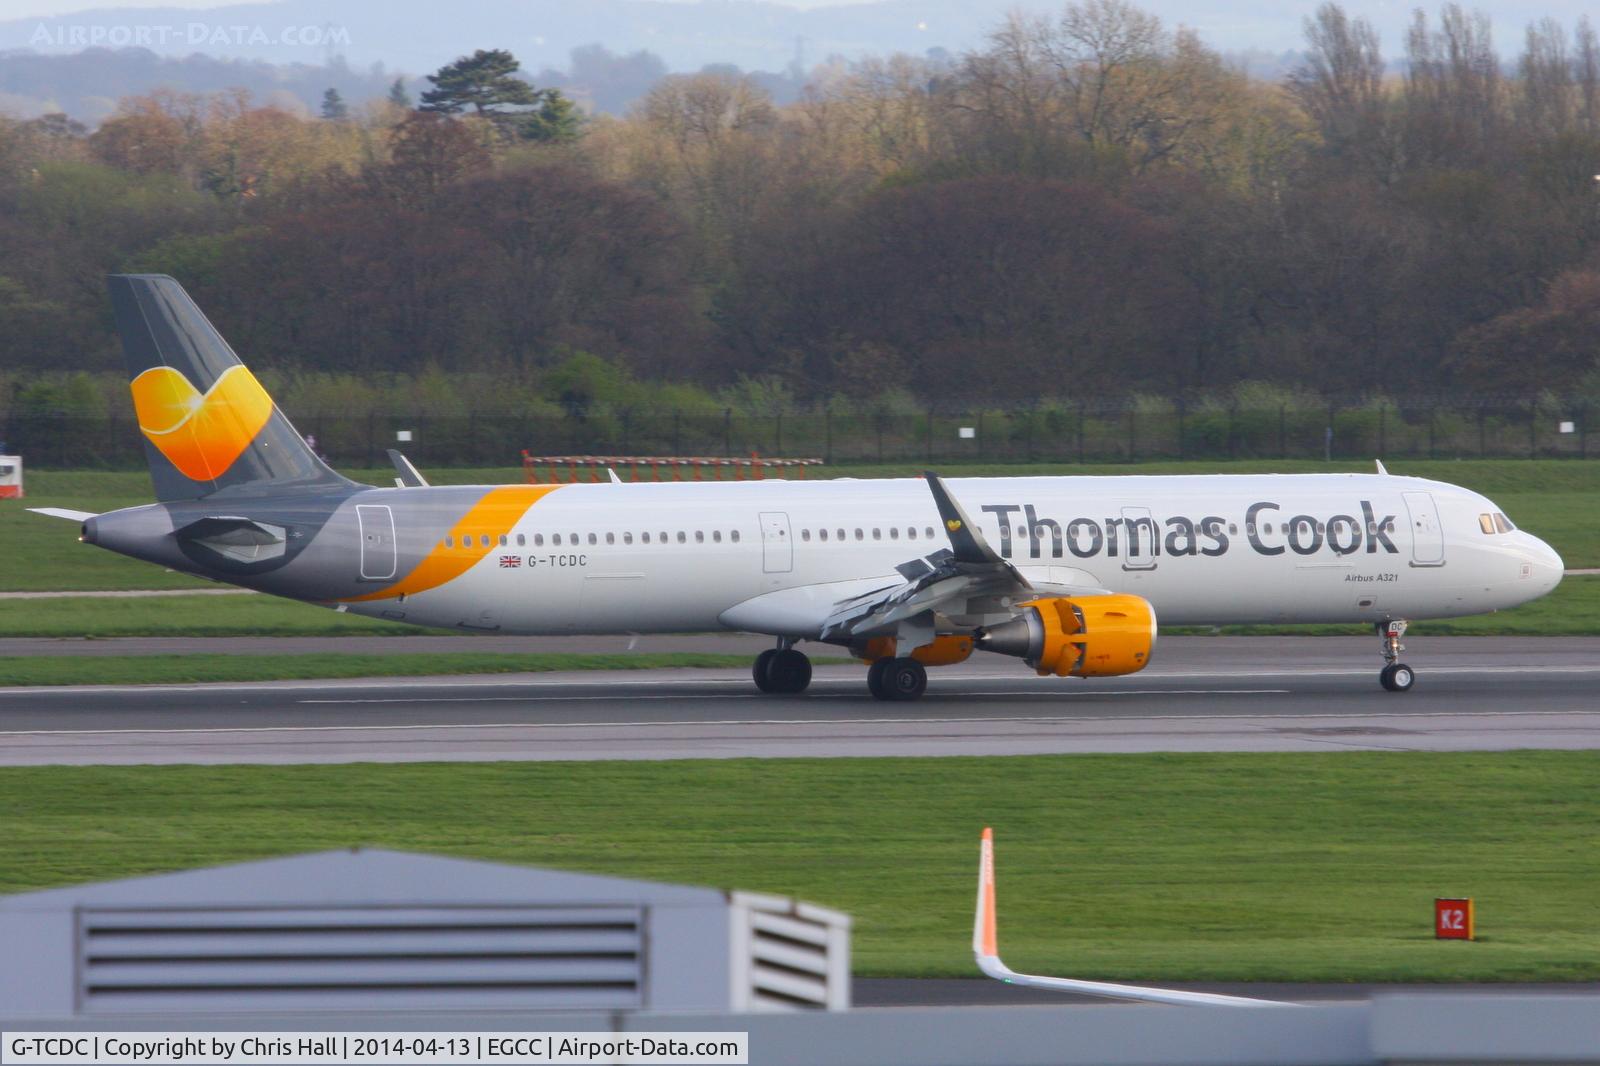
(925, 472, 1002, 565)
(386, 449, 430, 488)
(1375, 459, 1388, 475)
(971, 828, 1291, 1007)
(974, 826, 998, 959)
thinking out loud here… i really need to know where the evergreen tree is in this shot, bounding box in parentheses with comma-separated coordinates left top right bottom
(387, 77, 411, 109)
(517, 89, 581, 142)
(419, 49, 539, 116)
(320, 88, 348, 121)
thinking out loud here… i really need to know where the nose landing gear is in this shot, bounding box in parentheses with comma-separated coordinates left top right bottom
(1377, 620, 1415, 692)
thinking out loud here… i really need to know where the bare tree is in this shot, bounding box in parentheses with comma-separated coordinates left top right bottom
(1286, 3, 1391, 175)
(1517, 18, 1573, 139)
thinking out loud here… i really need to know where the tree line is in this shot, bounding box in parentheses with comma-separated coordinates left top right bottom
(3, 1, 1600, 434)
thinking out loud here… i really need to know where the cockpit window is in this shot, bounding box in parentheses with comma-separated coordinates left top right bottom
(1479, 512, 1517, 534)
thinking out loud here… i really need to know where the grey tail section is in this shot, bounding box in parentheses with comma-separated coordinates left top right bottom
(108, 274, 360, 502)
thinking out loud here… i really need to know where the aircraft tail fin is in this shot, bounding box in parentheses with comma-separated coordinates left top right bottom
(108, 274, 357, 502)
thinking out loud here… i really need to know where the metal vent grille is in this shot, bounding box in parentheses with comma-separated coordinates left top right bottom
(730, 894, 850, 1011)
(77, 906, 642, 1013)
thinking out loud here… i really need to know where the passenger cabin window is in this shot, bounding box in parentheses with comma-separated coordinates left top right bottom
(819, 528, 829, 542)
(801, 529, 811, 542)
(925, 527, 935, 539)
(731, 530, 741, 543)
(695, 531, 704, 543)
(713, 531, 722, 543)
(445, 535, 454, 547)
(607, 532, 615, 545)
(677, 531, 686, 544)
(907, 527, 917, 540)
(499, 535, 507, 547)
(552, 534, 562, 546)
(534, 534, 545, 547)
(516, 534, 526, 547)
(855, 528, 864, 541)
(624, 532, 633, 544)
(872, 528, 881, 540)
(480, 535, 490, 547)
(589, 533, 598, 545)
(642, 532, 651, 544)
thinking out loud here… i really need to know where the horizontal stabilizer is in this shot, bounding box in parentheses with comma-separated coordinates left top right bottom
(27, 507, 98, 522)
(973, 828, 1290, 1008)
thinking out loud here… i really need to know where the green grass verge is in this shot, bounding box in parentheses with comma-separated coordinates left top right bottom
(0, 652, 773, 687)
(2, 752, 1595, 981)
(5, 576, 1596, 640)
(0, 595, 453, 638)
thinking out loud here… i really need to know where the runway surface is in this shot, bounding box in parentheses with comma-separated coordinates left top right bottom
(1, 637, 1596, 765)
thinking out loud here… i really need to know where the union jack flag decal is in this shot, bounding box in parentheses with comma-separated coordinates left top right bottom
(499, 555, 521, 568)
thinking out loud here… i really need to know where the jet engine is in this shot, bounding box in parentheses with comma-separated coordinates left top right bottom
(975, 595, 1156, 677)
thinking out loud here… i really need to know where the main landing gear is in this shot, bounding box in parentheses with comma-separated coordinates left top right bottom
(753, 643, 812, 694)
(1377, 620, 1415, 693)
(866, 657, 927, 701)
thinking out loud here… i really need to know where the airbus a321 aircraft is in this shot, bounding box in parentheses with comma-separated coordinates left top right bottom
(32, 276, 1564, 699)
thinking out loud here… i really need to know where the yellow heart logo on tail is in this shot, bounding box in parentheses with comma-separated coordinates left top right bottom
(946, 519, 962, 532)
(130, 365, 274, 481)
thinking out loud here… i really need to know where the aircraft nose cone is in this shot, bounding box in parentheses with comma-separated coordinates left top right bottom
(1528, 537, 1564, 594)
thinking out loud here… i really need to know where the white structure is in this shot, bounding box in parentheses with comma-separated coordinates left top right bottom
(0, 455, 21, 498)
(0, 849, 850, 1015)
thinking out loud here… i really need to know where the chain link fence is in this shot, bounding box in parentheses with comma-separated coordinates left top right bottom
(2, 399, 1594, 469)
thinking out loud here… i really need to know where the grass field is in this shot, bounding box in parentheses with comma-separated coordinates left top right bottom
(5, 461, 1596, 642)
(8, 462, 1597, 594)
(2, 752, 1595, 982)
(3, 575, 1595, 644)
(0, 652, 779, 686)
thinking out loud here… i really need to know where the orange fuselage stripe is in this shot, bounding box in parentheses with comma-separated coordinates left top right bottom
(345, 484, 564, 602)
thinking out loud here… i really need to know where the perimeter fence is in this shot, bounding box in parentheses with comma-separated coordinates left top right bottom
(3, 398, 1595, 469)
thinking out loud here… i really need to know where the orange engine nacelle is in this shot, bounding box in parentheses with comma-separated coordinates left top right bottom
(975, 594, 1156, 677)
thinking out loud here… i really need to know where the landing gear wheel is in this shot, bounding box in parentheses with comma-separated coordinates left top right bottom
(1379, 663, 1415, 692)
(752, 649, 779, 693)
(765, 648, 812, 694)
(867, 658, 892, 700)
(884, 657, 928, 701)
(1376, 620, 1413, 694)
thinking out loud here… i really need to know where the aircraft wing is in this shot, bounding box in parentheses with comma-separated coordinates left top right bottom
(819, 473, 1103, 640)
(973, 828, 1289, 1008)
(722, 474, 1108, 639)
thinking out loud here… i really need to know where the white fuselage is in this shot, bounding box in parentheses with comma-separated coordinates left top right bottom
(341, 473, 1564, 638)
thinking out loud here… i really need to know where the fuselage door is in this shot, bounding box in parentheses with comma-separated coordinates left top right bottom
(759, 511, 793, 574)
(1402, 491, 1445, 566)
(356, 504, 397, 580)
(1120, 506, 1159, 571)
